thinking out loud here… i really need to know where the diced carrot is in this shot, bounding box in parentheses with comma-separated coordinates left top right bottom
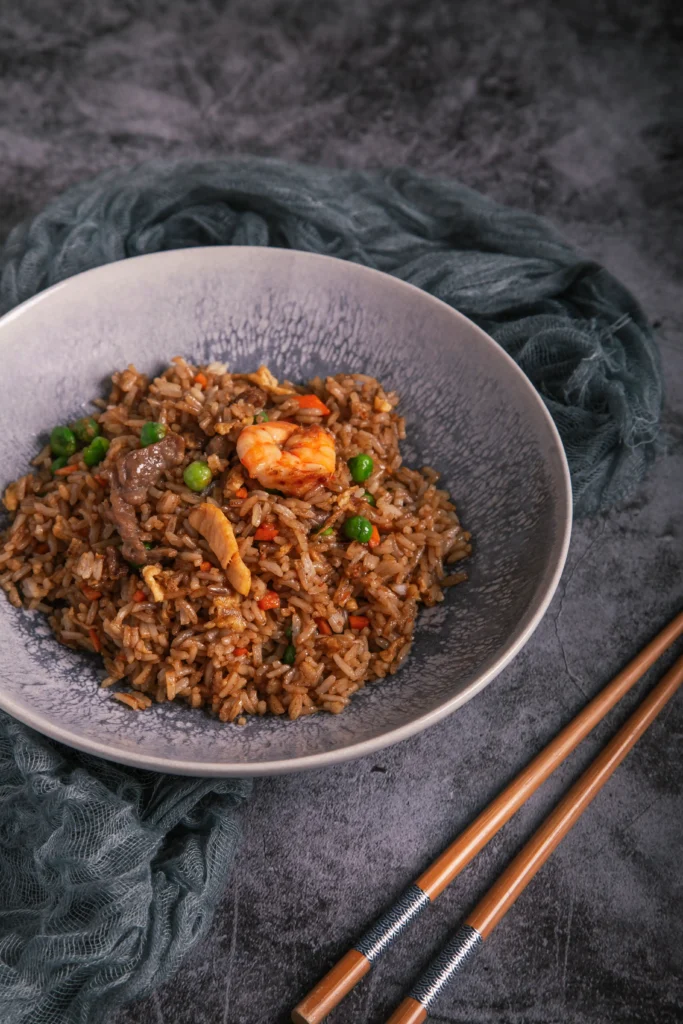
(35, 543, 49, 554)
(315, 617, 332, 635)
(233, 647, 249, 657)
(88, 628, 102, 652)
(254, 524, 278, 542)
(258, 591, 281, 611)
(194, 372, 208, 388)
(54, 463, 76, 476)
(293, 394, 331, 415)
(349, 615, 370, 630)
(133, 589, 146, 602)
(94, 475, 108, 487)
(235, 487, 248, 498)
(200, 561, 212, 572)
(81, 584, 101, 600)
(368, 525, 381, 548)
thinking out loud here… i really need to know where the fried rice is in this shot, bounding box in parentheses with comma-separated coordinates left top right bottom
(0, 359, 472, 723)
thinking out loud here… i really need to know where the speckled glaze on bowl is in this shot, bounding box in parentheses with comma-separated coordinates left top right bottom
(0, 248, 571, 776)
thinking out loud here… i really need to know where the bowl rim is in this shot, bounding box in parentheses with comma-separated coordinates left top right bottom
(0, 246, 572, 776)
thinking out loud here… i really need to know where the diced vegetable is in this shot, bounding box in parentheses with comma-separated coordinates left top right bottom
(343, 515, 373, 543)
(315, 617, 332, 635)
(363, 491, 376, 506)
(81, 584, 101, 600)
(293, 394, 331, 415)
(282, 644, 296, 665)
(285, 625, 293, 638)
(140, 421, 167, 447)
(254, 524, 278, 542)
(133, 590, 146, 602)
(200, 561, 212, 572)
(88, 628, 102, 652)
(255, 411, 269, 423)
(194, 372, 208, 388)
(50, 426, 77, 458)
(183, 461, 213, 492)
(83, 436, 110, 467)
(258, 591, 281, 611)
(235, 487, 248, 498)
(51, 456, 69, 474)
(71, 417, 100, 446)
(233, 647, 248, 657)
(368, 525, 381, 548)
(349, 615, 370, 630)
(348, 453, 373, 483)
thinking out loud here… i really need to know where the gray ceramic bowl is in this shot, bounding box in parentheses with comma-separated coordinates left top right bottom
(0, 248, 571, 775)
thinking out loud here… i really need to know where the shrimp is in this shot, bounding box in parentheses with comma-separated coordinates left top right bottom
(236, 421, 336, 497)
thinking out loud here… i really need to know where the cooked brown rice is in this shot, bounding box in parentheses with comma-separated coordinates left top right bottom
(0, 359, 471, 723)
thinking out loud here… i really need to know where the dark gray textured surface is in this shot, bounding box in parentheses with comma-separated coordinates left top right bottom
(1, 1, 681, 1022)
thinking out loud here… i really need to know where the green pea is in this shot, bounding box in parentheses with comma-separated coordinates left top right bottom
(50, 426, 77, 458)
(183, 461, 213, 492)
(83, 436, 110, 467)
(348, 453, 374, 483)
(363, 491, 376, 506)
(51, 455, 69, 474)
(140, 421, 167, 447)
(317, 527, 334, 537)
(343, 515, 373, 543)
(71, 417, 100, 447)
(255, 411, 269, 423)
(282, 644, 296, 665)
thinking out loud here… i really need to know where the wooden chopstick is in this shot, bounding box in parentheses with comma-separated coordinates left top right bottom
(385, 648, 683, 1024)
(291, 611, 683, 1024)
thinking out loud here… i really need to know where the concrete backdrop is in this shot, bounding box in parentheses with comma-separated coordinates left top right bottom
(0, 2, 681, 1022)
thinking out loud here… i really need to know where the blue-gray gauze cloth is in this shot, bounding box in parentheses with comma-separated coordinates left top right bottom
(0, 158, 662, 1024)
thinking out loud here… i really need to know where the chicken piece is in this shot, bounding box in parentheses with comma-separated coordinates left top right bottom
(211, 596, 247, 631)
(2, 482, 19, 512)
(246, 365, 295, 396)
(142, 565, 165, 603)
(188, 503, 251, 595)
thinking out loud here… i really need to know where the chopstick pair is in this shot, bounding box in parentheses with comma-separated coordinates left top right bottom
(292, 610, 683, 1024)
